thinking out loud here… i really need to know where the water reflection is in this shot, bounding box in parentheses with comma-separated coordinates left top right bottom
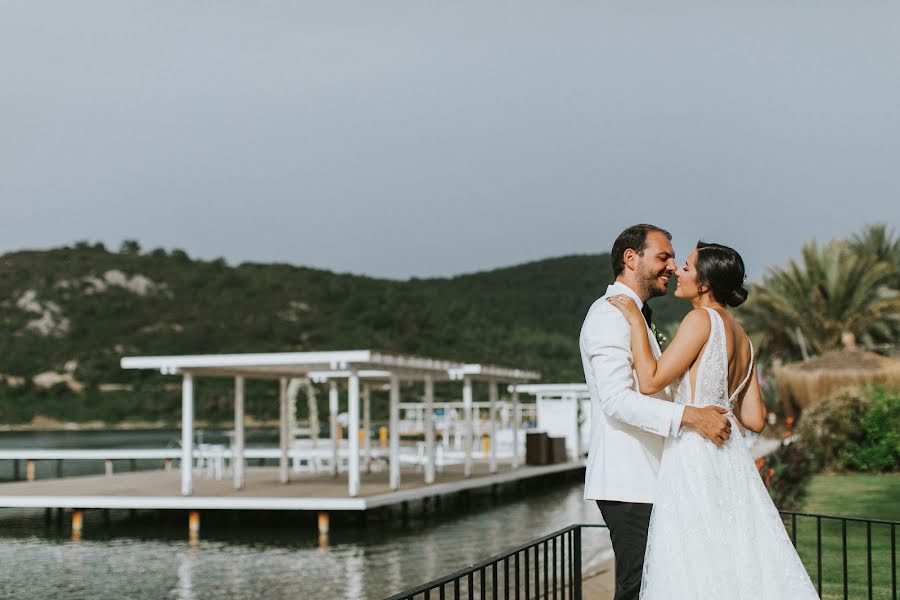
(176, 548, 195, 600)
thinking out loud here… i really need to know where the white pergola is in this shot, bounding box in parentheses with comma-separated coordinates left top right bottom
(449, 364, 540, 475)
(120, 351, 539, 498)
(512, 383, 590, 459)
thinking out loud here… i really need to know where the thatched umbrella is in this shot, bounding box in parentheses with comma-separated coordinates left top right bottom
(777, 347, 900, 416)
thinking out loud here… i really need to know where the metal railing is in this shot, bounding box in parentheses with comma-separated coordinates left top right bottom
(780, 510, 897, 600)
(384, 524, 602, 600)
(387, 511, 899, 600)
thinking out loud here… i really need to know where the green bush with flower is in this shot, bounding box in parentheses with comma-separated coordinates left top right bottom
(757, 384, 899, 508)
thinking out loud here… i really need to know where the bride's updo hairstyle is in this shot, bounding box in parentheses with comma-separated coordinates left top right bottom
(694, 242, 749, 307)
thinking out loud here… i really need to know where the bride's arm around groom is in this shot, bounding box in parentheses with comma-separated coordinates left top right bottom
(581, 300, 682, 438)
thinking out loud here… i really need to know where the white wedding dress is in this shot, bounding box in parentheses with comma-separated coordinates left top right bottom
(640, 308, 818, 599)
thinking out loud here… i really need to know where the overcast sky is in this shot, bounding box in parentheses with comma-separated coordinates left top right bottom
(1, 1, 898, 281)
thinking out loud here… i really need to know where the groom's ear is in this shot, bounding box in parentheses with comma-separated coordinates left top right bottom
(622, 248, 638, 271)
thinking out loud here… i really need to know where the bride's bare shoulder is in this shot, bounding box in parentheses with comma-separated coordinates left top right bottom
(678, 308, 712, 332)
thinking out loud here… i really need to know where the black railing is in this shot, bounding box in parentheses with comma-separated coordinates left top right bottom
(384, 524, 603, 600)
(780, 510, 897, 600)
(387, 512, 899, 600)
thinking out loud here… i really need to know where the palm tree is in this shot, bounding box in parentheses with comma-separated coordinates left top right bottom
(740, 238, 900, 358)
(849, 223, 900, 288)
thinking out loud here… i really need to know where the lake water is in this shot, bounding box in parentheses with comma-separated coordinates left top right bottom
(0, 430, 610, 599)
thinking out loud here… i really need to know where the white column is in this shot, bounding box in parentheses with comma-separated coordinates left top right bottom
(363, 384, 371, 473)
(348, 371, 360, 497)
(279, 377, 289, 484)
(488, 380, 498, 473)
(389, 374, 400, 490)
(234, 376, 245, 490)
(424, 375, 435, 484)
(572, 394, 581, 461)
(463, 377, 473, 478)
(511, 386, 520, 469)
(181, 373, 194, 496)
(329, 381, 339, 477)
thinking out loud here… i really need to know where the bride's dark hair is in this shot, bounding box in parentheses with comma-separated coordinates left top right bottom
(695, 241, 749, 307)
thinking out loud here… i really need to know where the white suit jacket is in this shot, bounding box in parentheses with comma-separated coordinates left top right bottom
(580, 282, 685, 503)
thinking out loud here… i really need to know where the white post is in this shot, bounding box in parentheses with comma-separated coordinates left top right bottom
(572, 393, 581, 461)
(424, 375, 435, 484)
(363, 384, 371, 474)
(329, 381, 339, 477)
(348, 371, 360, 497)
(511, 386, 520, 469)
(389, 374, 400, 490)
(279, 377, 289, 484)
(463, 377, 473, 478)
(181, 373, 194, 496)
(234, 376, 245, 490)
(488, 380, 498, 473)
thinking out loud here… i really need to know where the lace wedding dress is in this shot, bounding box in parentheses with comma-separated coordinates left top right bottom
(640, 308, 818, 599)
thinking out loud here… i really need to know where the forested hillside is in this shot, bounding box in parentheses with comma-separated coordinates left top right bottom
(0, 243, 690, 425)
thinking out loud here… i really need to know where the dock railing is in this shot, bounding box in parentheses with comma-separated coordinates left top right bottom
(386, 511, 898, 600)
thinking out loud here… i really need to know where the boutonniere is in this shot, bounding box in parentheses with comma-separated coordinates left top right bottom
(651, 323, 669, 349)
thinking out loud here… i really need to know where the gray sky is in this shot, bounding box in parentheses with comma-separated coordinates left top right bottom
(2, 1, 898, 281)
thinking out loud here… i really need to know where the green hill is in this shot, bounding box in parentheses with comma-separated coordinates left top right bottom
(0, 243, 690, 425)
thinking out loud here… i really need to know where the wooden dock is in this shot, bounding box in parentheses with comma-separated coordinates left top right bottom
(0, 460, 585, 511)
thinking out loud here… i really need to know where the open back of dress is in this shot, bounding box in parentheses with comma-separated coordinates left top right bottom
(639, 308, 818, 599)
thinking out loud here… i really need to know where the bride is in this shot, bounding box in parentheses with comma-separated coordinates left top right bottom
(608, 241, 818, 599)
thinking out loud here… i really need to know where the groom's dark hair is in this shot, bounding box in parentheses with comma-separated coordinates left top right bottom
(612, 224, 672, 277)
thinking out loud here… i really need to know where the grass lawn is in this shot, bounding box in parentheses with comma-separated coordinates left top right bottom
(787, 473, 899, 599)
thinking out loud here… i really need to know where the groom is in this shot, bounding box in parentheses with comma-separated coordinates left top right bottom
(580, 224, 731, 600)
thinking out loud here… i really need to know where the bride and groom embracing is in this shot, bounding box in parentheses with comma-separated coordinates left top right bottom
(580, 224, 818, 599)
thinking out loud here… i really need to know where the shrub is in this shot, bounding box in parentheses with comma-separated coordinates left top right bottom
(792, 386, 870, 472)
(842, 386, 900, 472)
(758, 441, 814, 509)
(757, 384, 899, 508)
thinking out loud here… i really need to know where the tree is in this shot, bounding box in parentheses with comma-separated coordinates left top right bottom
(740, 237, 900, 357)
(119, 239, 141, 255)
(850, 223, 900, 288)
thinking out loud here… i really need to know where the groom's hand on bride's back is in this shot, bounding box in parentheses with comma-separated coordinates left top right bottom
(681, 406, 731, 446)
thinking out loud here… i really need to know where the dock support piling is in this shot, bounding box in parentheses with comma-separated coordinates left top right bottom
(188, 510, 200, 542)
(72, 509, 83, 538)
(56, 459, 63, 478)
(318, 512, 330, 548)
(26, 459, 35, 482)
(105, 460, 114, 477)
